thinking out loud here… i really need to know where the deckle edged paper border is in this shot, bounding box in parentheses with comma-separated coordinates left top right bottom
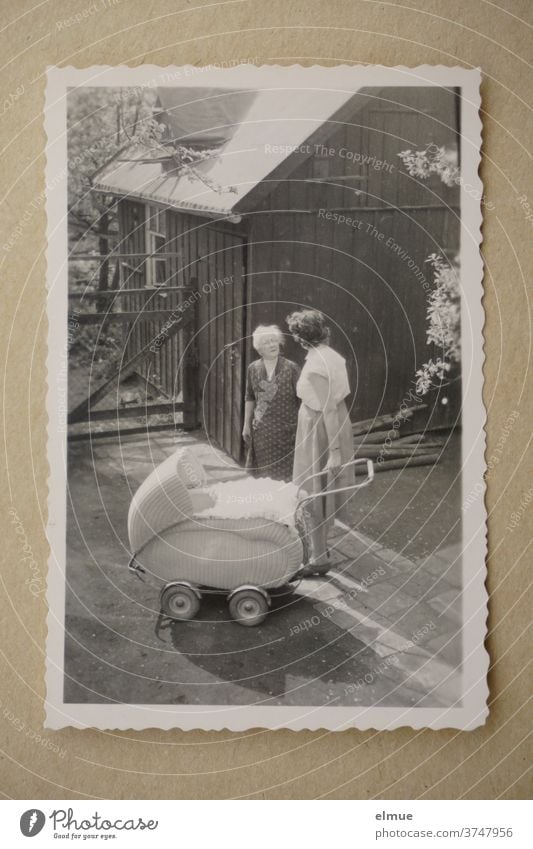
(44, 64, 487, 731)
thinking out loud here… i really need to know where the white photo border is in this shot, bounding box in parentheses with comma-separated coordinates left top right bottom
(44, 64, 487, 731)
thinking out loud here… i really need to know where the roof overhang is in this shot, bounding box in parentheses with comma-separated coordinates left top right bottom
(92, 86, 367, 219)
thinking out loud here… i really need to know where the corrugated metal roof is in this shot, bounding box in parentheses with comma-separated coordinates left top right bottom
(93, 87, 358, 218)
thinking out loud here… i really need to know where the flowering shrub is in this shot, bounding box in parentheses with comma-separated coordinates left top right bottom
(398, 143, 460, 188)
(398, 143, 461, 395)
(415, 254, 461, 395)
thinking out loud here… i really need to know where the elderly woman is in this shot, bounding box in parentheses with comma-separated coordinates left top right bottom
(287, 309, 355, 573)
(243, 325, 300, 481)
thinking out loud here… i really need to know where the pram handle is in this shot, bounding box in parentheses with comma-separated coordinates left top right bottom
(296, 457, 374, 508)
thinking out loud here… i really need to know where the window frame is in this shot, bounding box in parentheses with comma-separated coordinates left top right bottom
(145, 204, 168, 288)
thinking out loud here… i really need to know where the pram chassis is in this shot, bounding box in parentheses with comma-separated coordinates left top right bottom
(129, 458, 374, 626)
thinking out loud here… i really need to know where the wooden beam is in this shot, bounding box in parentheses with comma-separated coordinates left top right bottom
(69, 252, 207, 261)
(69, 286, 194, 298)
(373, 454, 440, 472)
(351, 405, 427, 436)
(306, 204, 460, 213)
(67, 422, 184, 442)
(81, 402, 185, 421)
(72, 310, 195, 325)
(353, 444, 441, 458)
(237, 204, 459, 216)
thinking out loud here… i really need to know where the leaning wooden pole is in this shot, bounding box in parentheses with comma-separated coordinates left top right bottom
(351, 404, 427, 437)
(373, 454, 441, 472)
(68, 311, 194, 425)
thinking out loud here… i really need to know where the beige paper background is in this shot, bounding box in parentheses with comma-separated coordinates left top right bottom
(0, 0, 530, 799)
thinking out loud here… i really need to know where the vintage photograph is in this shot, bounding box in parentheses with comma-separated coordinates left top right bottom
(45, 64, 487, 730)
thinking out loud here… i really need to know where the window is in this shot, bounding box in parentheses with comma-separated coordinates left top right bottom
(146, 205, 168, 288)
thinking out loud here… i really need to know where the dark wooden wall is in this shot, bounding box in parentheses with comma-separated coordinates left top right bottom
(115, 86, 461, 460)
(117, 200, 246, 456)
(243, 87, 461, 427)
(193, 220, 247, 461)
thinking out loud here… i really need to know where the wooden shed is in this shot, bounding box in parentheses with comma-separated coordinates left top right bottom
(92, 84, 460, 462)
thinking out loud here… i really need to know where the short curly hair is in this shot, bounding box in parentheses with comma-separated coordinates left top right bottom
(252, 324, 284, 352)
(286, 309, 330, 347)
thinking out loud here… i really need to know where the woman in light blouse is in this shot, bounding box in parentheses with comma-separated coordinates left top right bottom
(287, 309, 355, 573)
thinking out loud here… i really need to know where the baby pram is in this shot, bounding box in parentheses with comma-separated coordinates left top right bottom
(127, 448, 374, 626)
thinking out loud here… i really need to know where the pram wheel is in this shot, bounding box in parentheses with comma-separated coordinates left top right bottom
(228, 588, 269, 627)
(160, 582, 200, 621)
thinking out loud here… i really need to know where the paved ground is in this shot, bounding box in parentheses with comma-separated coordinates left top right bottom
(64, 429, 462, 709)
(346, 431, 462, 561)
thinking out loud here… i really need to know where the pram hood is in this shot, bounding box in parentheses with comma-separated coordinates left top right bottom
(128, 448, 205, 554)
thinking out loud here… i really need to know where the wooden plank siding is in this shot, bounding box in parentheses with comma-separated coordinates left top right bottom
(111, 86, 461, 460)
(180, 216, 247, 459)
(243, 87, 460, 429)
(115, 203, 247, 448)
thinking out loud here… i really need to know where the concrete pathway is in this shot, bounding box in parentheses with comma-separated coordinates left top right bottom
(64, 429, 462, 709)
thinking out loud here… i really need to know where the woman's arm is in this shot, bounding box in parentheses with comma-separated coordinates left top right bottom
(243, 366, 256, 442)
(243, 400, 255, 441)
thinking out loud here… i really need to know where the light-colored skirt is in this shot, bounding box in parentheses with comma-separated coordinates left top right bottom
(292, 400, 355, 528)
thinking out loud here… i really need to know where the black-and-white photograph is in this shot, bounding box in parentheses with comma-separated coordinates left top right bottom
(45, 64, 486, 730)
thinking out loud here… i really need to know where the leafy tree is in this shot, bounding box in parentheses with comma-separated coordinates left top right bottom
(67, 86, 234, 302)
(67, 87, 235, 396)
(67, 87, 155, 303)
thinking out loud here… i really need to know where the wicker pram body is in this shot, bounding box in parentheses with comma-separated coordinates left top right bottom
(127, 449, 304, 591)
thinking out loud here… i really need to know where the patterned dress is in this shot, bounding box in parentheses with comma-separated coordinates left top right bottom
(245, 356, 301, 482)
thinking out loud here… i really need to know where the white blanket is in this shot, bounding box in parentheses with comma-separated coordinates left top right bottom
(194, 477, 299, 527)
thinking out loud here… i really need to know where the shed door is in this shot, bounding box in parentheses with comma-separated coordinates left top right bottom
(197, 228, 247, 462)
